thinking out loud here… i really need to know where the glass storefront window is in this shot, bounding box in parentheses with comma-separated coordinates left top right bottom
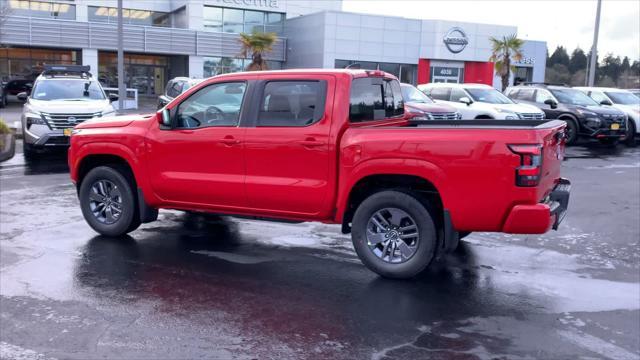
(0, 47, 78, 82)
(203, 6, 223, 32)
(87, 6, 169, 27)
(203, 6, 284, 34)
(8, 0, 76, 20)
(334, 60, 418, 85)
(203, 57, 282, 77)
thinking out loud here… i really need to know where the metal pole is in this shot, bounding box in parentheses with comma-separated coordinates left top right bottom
(587, 0, 602, 86)
(117, 0, 125, 111)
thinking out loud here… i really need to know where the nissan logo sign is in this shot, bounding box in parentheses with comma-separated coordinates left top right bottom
(443, 27, 469, 54)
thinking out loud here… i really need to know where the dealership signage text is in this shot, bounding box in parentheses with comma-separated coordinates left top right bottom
(214, 0, 280, 9)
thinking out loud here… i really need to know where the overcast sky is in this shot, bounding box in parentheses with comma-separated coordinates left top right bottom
(342, 0, 640, 61)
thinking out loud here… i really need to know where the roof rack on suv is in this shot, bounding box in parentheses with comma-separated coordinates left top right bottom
(42, 65, 92, 79)
(521, 82, 568, 87)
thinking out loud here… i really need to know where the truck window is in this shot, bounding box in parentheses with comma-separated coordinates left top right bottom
(175, 82, 246, 129)
(257, 81, 327, 127)
(427, 87, 450, 101)
(349, 78, 404, 122)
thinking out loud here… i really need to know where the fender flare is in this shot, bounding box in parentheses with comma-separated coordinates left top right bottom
(334, 157, 449, 223)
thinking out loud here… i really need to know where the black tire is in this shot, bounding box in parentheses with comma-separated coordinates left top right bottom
(560, 117, 579, 145)
(22, 141, 38, 161)
(79, 166, 140, 237)
(351, 190, 437, 279)
(0, 95, 6, 108)
(625, 120, 637, 147)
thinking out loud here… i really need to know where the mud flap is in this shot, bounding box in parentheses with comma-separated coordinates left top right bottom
(137, 188, 158, 223)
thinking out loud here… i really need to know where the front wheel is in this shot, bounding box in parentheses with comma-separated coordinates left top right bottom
(351, 190, 437, 279)
(625, 121, 637, 147)
(561, 118, 579, 145)
(79, 166, 140, 237)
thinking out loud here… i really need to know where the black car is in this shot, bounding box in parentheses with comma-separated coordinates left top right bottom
(2, 79, 34, 105)
(506, 83, 627, 145)
(157, 77, 203, 109)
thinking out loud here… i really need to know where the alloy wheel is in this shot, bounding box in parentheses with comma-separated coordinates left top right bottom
(88, 179, 123, 224)
(366, 208, 419, 263)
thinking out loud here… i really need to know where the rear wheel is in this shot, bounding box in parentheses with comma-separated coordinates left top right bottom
(625, 120, 637, 147)
(79, 166, 140, 237)
(351, 190, 437, 279)
(0, 95, 6, 108)
(560, 118, 578, 145)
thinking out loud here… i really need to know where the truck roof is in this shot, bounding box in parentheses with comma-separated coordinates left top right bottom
(209, 68, 397, 79)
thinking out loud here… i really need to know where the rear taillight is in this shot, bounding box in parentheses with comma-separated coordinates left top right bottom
(508, 144, 543, 187)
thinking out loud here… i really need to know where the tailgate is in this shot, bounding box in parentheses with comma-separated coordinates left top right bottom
(537, 122, 567, 200)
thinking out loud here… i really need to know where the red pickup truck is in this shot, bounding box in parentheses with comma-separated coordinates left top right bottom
(68, 69, 571, 279)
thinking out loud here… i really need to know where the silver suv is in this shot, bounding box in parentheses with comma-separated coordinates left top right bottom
(21, 65, 117, 158)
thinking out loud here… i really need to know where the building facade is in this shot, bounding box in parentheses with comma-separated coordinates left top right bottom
(285, 11, 546, 88)
(1, 0, 545, 97)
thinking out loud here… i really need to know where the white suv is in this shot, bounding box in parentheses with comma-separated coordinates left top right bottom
(418, 83, 545, 120)
(21, 65, 117, 159)
(575, 87, 639, 144)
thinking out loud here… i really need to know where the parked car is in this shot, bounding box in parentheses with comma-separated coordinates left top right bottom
(2, 79, 33, 105)
(0, 82, 5, 108)
(400, 83, 461, 121)
(505, 83, 627, 145)
(68, 69, 571, 279)
(21, 65, 117, 159)
(574, 87, 640, 145)
(157, 77, 203, 109)
(418, 83, 545, 121)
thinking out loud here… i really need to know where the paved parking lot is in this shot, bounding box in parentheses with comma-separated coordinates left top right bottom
(0, 140, 639, 359)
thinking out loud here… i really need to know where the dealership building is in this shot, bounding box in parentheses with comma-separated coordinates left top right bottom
(1, 0, 546, 97)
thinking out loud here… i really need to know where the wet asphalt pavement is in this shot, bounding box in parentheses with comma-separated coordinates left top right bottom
(0, 141, 639, 360)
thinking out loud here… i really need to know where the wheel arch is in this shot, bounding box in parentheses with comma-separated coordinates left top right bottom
(338, 172, 445, 234)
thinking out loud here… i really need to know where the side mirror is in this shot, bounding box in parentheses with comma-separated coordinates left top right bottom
(108, 93, 118, 103)
(544, 99, 558, 109)
(459, 96, 472, 105)
(17, 92, 28, 101)
(158, 108, 171, 127)
(600, 99, 613, 106)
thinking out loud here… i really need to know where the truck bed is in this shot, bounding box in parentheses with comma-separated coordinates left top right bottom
(405, 119, 564, 129)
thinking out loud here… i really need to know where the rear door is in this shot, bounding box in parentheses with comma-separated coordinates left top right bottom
(242, 75, 335, 216)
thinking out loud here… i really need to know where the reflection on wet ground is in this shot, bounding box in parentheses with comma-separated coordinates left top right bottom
(1, 143, 639, 359)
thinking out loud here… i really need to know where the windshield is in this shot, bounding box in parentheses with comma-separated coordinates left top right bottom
(550, 88, 598, 106)
(31, 79, 106, 101)
(401, 85, 434, 104)
(465, 88, 514, 104)
(605, 91, 640, 105)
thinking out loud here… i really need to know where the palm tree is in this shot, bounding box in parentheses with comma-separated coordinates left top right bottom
(489, 34, 524, 91)
(238, 31, 277, 71)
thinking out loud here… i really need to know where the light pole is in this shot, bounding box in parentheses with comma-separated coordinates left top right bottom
(117, 0, 125, 111)
(587, 0, 602, 86)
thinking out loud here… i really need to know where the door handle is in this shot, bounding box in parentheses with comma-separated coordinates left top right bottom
(298, 137, 324, 148)
(220, 136, 240, 146)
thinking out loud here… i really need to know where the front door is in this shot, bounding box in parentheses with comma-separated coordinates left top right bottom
(243, 76, 334, 216)
(146, 81, 249, 209)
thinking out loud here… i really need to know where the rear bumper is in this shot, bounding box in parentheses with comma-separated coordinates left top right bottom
(502, 178, 571, 234)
